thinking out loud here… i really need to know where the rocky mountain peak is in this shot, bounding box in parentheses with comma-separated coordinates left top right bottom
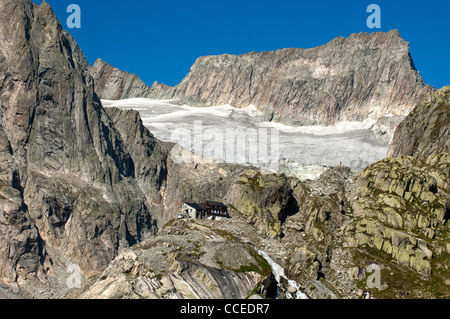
(91, 29, 433, 127)
(90, 58, 155, 100)
(170, 29, 431, 123)
(38, 0, 52, 12)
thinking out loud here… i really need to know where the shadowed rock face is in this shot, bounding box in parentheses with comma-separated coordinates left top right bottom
(0, 0, 157, 283)
(103, 107, 171, 227)
(388, 86, 450, 158)
(91, 30, 433, 126)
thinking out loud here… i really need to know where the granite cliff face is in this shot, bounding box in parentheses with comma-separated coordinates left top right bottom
(90, 59, 171, 100)
(0, 0, 160, 290)
(91, 30, 433, 127)
(388, 86, 450, 158)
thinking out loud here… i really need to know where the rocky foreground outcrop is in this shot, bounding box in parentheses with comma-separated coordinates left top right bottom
(347, 153, 449, 275)
(285, 88, 450, 298)
(91, 30, 433, 127)
(341, 88, 450, 297)
(78, 219, 270, 299)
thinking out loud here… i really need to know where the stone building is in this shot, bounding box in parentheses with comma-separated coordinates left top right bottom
(179, 201, 229, 220)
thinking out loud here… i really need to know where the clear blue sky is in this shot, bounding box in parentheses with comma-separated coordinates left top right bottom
(38, 0, 449, 89)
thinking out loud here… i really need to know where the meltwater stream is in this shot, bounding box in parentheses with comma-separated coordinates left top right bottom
(258, 250, 309, 299)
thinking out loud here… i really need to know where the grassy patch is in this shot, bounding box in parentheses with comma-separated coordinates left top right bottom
(350, 246, 450, 299)
(248, 248, 272, 277)
(232, 263, 261, 273)
(212, 228, 239, 241)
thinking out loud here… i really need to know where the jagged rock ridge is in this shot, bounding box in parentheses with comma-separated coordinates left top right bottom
(89, 58, 171, 100)
(91, 30, 433, 126)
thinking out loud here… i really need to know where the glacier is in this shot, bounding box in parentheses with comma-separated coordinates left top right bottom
(102, 98, 389, 180)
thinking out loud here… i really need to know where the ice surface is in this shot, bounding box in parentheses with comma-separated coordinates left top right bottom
(258, 118, 377, 135)
(102, 98, 389, 179)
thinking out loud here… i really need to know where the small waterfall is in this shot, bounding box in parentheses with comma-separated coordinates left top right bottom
(258, 250, 308, 299)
